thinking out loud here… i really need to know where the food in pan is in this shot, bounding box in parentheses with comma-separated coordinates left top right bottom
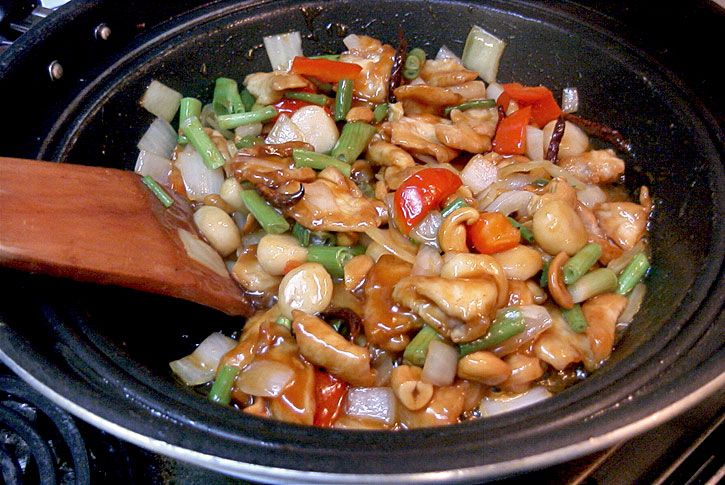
(135, 25, 652, 429)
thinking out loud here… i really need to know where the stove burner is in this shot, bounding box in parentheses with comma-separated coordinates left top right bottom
(0, 375, 90, 484)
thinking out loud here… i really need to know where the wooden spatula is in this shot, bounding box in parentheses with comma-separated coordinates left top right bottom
(0, 157, 252, 316)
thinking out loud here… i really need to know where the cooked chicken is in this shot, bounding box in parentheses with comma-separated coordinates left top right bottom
(243, 71, 311, 104)
(559, 148, 625, 184)
(595, 201, 648, 250)
(339, 35, 395, 103)
(419, 58, 479, 87)
(390, 115, 459, 163)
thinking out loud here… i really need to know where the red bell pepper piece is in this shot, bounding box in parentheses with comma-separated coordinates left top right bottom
(493, 105, 532, 155)
(313, 370, 348, 427)
(468, 212, 521, 254)
(291, 56, 363, 83)
(394, 168, 462, 233)
(502, 83, 562, 128)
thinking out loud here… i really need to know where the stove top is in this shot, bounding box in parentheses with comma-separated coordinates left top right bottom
(1, 365, 722, 484)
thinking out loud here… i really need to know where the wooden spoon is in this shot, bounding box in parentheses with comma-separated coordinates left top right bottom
(0, 157, 252, 316)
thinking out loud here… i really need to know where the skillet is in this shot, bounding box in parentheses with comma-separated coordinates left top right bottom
(0, 0, 723, 482)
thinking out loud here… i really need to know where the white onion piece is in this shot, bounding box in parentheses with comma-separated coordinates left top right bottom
(265, 114, 304, 145)
(562, 87, 579, 113)
(480, 386, 551, 417)
(499, 160, 586, 190)
(364, 227, 417, 264)
(525, 126, 544, 161)
(177, 228, 229, 278)
(290, 106, 339, 153)
(373, 350, 395, 387)
(342, 34, 364, 51)
(486, 82, 504, 102)
(410, 210, 443, 247)
(422, 341, 458, 387)
(134, 150, 171, 184)
(345, 387, 397, 425)
(237, 360, 294, 397)
(461, 153, 498, 195)
(411, 244, 443, 276)
(241, 229, 266, 248)
(502, 174, 536, 190)
(169, 332, 236, 386)
(175, 144, 224, 200)
(484, 190, 534, 216)
(263, 31, 303, 71)
(491, 305, 553, 357)
(140, 80, 182, 121)
(137, 117, 177, 159)
(435, 44, 461, 62)
(617, 283, 646, 327)
(577, 184, 607, 208)
(234, 123, 263, 138)
(461, 25, 506, 83)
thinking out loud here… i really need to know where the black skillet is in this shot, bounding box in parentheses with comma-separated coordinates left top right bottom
(0, 0, 723, 482)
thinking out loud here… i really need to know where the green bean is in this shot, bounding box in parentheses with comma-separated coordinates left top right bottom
(563, 243, 602, 285)
(306, 245, 357, 278)
(283, 91, 331, 106)
(333, 79, 354, 121)
(217, 106, 277, 129)
(212, 77, 244, 115)
(330, 122, 377, 163)
(567, 268, 618, 303)
(292, 148, 351, 176)
(180, 115, 226, 170)
(562, 304, 588, 333)
(616, 253, 650, 295)
(459, 307, 525, 356)
(178, 97, 202, 144)
(208, 365, 239, 405)
(403, 325, 444, 366)
(373, 103, 389, 123)
(240, 189, 290, 234)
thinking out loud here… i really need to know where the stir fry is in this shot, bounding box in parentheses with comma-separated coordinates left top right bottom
(136, 26, 652, 429)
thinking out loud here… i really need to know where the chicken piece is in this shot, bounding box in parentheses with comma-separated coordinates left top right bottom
(534, 307, 592, 371)
(450, 107, 498, 138)
(393, 85, 463, 116)
(498, 353, 545, 394)
(575, 201, 623, 264)
(582, 293, 627, 368)
(390, 115, 460, 163)
(445, 81, 488, 101)
(365, 140, 416, 169)
(363, 255, 418, 352)
(289, 166, 386, 231)
(292, 311, 376, 387)
(229, 153, 316, 189)
(595, 201, 648, 250)
(419, 58, 479, 87)
(435, 117, 492, 153)
(383, 165, 422, 190)
(558, 149, 625, 184)
(339, 35, 395, 104)
(243, 71, 311, 104)
(507, 280, 535, 306)
(398, 384, 466, 428)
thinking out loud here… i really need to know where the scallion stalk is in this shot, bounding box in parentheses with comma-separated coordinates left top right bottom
(373, 103, 389, 123)
(334, 79, 354, 121)
(292, 148, 351, 176)
(178, 97, 202, 144)
(213, 77, 244, 115)
(444, 98, 496, 116)
(235, 135, 264, 149)
(208, 365, 239, 405)
(240, 89, 256, 112)
(562, 304, 588, 333)
(441, 197, 467, 218)
(459, 307, 525, 357)
(616, 253, 650, 295)
(507, 217, 534, 243)
(141, 175, 174, 208)
(563, 243, 602, 285)
(540, 259, 550, 288)
(283, 91, 331, 106)
(310, 54, 340, 61)
(275, 316, 292, 331)
(240, 189, 290, 234)
(309, 231, 337, 247)
(567, 268, 618, 303)
(180, 115, 226, 170)
(306, 245, 357, 278)
(403, 54, 422, 80)
(292, 222, 311, 247)
(403, 325, 444, 367)
(330, 122, 376, 163)
(217, 106, 277, 130)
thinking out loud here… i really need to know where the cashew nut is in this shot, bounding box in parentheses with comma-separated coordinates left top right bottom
(438, 207, 480, 253)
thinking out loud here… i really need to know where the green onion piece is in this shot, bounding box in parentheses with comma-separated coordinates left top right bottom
(441, 197, 467, 218)
(616, 253, 650, 295)
(306, 245, 357, 278)
(217, 106, 277, 130)
(459, 307, 525, 357)
(310, 54, 340, 61)
(373, 103, 389, 123)
(178, 97, 202, 144)
(240, 89, 256, 112)
(408, 47, 426, 64)
(180, 115, 226, 169)
(208, 365, 239, 405)
(293, 222, 311, 247)
(507, 217, 534, 243)
(141, 175, 174, 208)
(540, 259, 550, 288)
(283, 91, 331, 106)
(567, 268, 618, 303)
(403, 55, 421, 80)
(330, 122, 377, 163)
(275, 316, 292, 331)
(292, 148, 352, 176)
(309, 231, 337, 247)
(334, 79, 354, 121)
(532, 178, 550, 187)
(240, 189, 290, 234)
(235, 135, 264, 149)
(444, 98, 496, 116)
(308, 77, 334, 93)
(563, 243, 602, 285)
(403, 325, 444, 366)
(213, 77, 244, 115)
(562, 304, 588, 333)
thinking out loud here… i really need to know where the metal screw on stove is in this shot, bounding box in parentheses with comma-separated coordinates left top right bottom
(95, 23, 111, 40)
(48, 60, 63, 80)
